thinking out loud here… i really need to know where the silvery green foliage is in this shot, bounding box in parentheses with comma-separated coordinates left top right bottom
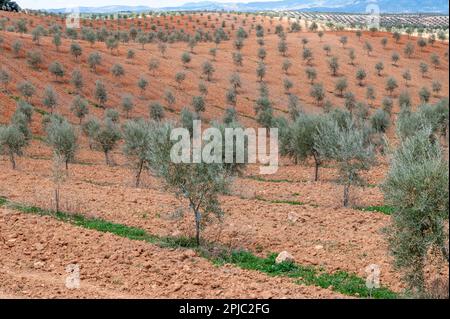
(105, 109, 120, 124)
(287, 94, 302, 121)
(315, 117, 374, 207)
(122, 119, 155, 187)
(148, 121, 229, 246)
(280, 113, 324, 181)
(45, 117, 77, 170)
(94, 80, 108, 107)
(93, 119, 121, 165)
(11, 109, 31, 141)
(192, 96, 205, 114)
(202, 60, 215, 81)
(49, 61, 65, 81)
(211, 120, 248, 176)
(71, 96, 89, 124)
(370, 109, 391, 133)
(16, 100, 33, 123)
(82, 117, 100, 150)
(0, 67, 11, 90)
(397, 99, 449, 141)
(223, 107, 238, 125)
(0, 123, 27, 169)
(149, 102, 165, 122)
(111, 63, 125, 78)
(120, 95, 133, 119)
(71, 69, 84, 91)
(180, 107, 197, 135)
(17, 81, 35, 101)
(88, 52, 102, 72)
(382, 128, 449, 294)
(42, 85, 58, 113)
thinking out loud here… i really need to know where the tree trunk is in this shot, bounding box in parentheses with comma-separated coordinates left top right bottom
(135, 160, 144, 187)
(55, 187, 60, 212)
(194, 209, 201, 246)
(9, 152, 16, 170)
(343, 184, 350, 207)
(104, 151, 110, 165)
(312, 152, 320, 182)
(65, 159, 69, 171)
(314, 161, 320, 182)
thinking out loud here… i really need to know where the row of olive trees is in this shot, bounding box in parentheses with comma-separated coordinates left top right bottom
(279, 107, 379, 207)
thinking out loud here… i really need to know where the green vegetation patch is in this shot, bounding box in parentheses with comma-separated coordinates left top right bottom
(213, 250, 396, 299)
(2, 198, 396, 299)
(255, 196, 305, 206)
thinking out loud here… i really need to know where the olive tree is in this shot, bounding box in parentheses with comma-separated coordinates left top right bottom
(202, 60, 215, 81)
(111, 63, 125, 82)
(121, 94, 134, 119)
(310, 83, 325, 105)
(148, 122, 231, 246)
(26, 49, 42, 70)
(88, 52, 102, 72)
(256, 61, 266, 82)
(281, 113, 325, 181)
(122, 119, 153, 187)
(70, 95, 89, 124)
(370, 109, 390, 133)
(17, 81, 35, 102)
(0, 124, 27, 169)
(282, 59, 292, 75)
(0, 68, 11, 92)
(382, 128, 449, 295)
(70, 42, 82, 61)
(42, 85, 58, 113)
(181, 51, 191, 68)
(45, 117, 78, 170)
(149, 102, 165, 122)
(419, 62, 429, 78)
(385, 77, 398, 96)
(49, 61, 65, 82)
(137, 76, 149, 96)
(315, 117, 374, 207)
(335, 77, 348, 97)
(391, 52, 400, 66)
(94, 80, 108, 108)
(328, 56, 339, 76)
(93, 119, 122, 165)
(356, 68, 367, 86)
(70, 69, 84, 93)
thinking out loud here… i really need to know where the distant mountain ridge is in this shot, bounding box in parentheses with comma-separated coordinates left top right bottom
(44, 1, 450, 15)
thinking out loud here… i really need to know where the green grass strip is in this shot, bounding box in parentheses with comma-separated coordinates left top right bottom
(213, 250, 396, 299)
(255, 196, 305, 206)
(246, 175, 307, 183)
(0, 196, 396, 299)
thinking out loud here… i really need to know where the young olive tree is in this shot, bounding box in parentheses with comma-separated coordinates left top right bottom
(93, 119, 122, 165)
(70, 95, 89, 124)
(94, 80, 108, 108)
(122, 119, 154, 187)
(280, 113, 325, 181)
(0, 124, 27, 169)
(45, 117, 78, 170)
(148, 122, 231, 246)
(382, 128, 449, 296)
(315, 117, 374, 207)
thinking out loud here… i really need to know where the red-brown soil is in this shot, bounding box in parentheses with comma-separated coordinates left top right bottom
(0, 11, 448, 298)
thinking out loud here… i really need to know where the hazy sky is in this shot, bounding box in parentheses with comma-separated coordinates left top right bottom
(19, 0, 279, 10)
